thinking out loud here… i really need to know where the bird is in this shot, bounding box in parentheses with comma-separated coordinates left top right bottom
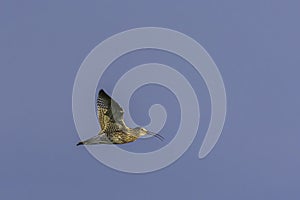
(76, 89, 164, 146)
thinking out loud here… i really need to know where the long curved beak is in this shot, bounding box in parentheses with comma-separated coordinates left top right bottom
(147, 131, 164, 141)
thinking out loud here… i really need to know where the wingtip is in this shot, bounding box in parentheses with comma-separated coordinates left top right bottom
(98, 89, 107, 96)
(98, 89, 112, 99)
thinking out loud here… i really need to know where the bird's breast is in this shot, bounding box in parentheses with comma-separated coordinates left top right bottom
(108, 132, 138, 144)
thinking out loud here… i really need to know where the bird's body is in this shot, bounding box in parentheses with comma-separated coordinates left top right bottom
(77, 89, 163, 146)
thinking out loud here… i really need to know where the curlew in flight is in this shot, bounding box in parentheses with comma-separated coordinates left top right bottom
(77, 89, 164, 146)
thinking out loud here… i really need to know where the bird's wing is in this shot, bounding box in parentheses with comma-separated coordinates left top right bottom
(97, 89, 125, 133)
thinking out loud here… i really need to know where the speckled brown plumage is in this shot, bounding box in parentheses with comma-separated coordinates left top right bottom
(96, 90, 137, 144)
(106, 131, 138, 144)
(76, 89, 164, 146)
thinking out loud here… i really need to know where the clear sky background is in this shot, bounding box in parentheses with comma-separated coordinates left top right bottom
(1, 1, 300, 199)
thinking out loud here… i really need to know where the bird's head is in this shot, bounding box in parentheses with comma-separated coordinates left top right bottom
(133, 127, 148, 136)
(133, 127, 164, 141)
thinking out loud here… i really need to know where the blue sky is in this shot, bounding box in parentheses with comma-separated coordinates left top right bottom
(1, 1, 300, 199)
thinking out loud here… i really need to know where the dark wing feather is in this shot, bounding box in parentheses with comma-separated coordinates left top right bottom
(97, 90, 125, 133)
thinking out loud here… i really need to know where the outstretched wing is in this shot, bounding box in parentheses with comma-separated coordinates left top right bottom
(97, 89, 125, 132)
